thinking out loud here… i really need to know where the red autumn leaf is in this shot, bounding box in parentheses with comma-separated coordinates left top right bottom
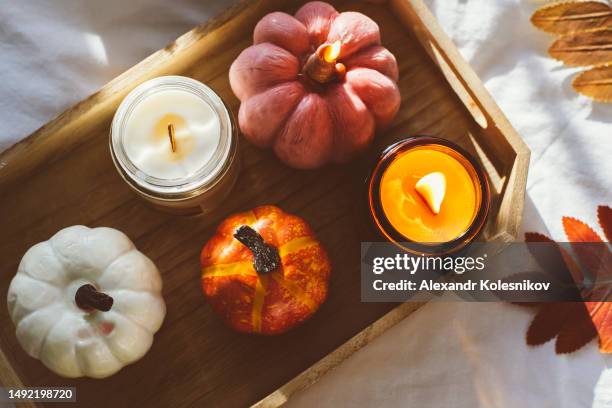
(599, 205, 612, 242)
(563, 211, 612, 286)
(563, 216, 603, 242)
(523, 205, 612, 354)
(525, 232, 584, 287)
(526, 302, 576, 346)
(524, 232, 553, 243)
(555, 303, 598, 354)
(585, 301, 612, 352)
(561, 210, 611, 283)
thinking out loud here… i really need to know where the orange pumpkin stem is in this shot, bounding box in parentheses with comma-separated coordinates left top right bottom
(234, 226, 280, 274)
(303, 41, 344, 84)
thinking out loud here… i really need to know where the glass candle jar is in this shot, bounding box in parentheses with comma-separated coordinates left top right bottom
(367, 136, 490, 255)
(110, 76, 239, 215)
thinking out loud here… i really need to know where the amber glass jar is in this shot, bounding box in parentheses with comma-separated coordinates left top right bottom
(366, 136, 490, 255)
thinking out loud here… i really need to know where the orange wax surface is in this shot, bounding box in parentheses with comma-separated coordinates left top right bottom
(379, 146, 479, 243)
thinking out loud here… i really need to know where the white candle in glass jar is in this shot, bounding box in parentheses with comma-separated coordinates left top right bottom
(123, 89, 220, 180)
(110, 76, 239, 215)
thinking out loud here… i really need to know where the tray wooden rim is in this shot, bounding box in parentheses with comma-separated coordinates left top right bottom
(0, 0, 530, 407)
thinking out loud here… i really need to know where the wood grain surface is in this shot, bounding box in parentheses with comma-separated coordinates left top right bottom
(0, 0, 529, 407)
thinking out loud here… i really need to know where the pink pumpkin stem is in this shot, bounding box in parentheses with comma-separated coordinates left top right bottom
(303, 41, 345, 83)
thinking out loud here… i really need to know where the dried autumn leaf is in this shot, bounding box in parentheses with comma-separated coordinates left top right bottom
(555, 303, 598, 353)
(531, 1, 612, 35)
(525, 232, 583, 284)
(525, 232, 556, 243)
(585, 301, 612, 352)
(549, 28, 612, 66)
(573, 65, 612, 101)
(563, 215, 612, 282)
(563, 214, 612, 352)
(525, 301, 596, 354)
(598, 205, 612, 242)
(523, 206, 612, 354)
(526, 302, 574, 346)
(563, 215, 603, 242)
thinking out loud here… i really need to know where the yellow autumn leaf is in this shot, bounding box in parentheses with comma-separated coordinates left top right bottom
(549, 28, 612, 66)
(572, 65, 612, 101)
(531, 1, 612, 35)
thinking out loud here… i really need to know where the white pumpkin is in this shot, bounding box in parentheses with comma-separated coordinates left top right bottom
(7, 225, 166, 379)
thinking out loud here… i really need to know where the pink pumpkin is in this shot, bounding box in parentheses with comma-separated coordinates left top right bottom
(229, 1, 401, 169)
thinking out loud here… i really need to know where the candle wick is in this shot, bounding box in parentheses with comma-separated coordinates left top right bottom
(168, 123, 177, 153)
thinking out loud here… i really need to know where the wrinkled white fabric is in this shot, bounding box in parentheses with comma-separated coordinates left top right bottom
(1, 1, 611, 407)
(0, 0, 228, 152)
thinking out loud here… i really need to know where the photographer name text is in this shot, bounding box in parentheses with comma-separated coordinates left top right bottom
(373, 279, 551, 292)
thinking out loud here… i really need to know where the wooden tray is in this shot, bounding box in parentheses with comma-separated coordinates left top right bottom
(0, 0, 529, 406)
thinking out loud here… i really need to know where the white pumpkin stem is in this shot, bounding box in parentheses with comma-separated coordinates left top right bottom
(75, 284, 114, 312)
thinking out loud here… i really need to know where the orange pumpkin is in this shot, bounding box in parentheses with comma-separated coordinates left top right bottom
(201, 206, 331, 335)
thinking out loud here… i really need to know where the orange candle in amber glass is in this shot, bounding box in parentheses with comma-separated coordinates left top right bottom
(367, 136, 490, 255)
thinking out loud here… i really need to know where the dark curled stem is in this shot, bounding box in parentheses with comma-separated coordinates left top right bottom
(234, 226, 281, 274)
(75, 284, 114, 312)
